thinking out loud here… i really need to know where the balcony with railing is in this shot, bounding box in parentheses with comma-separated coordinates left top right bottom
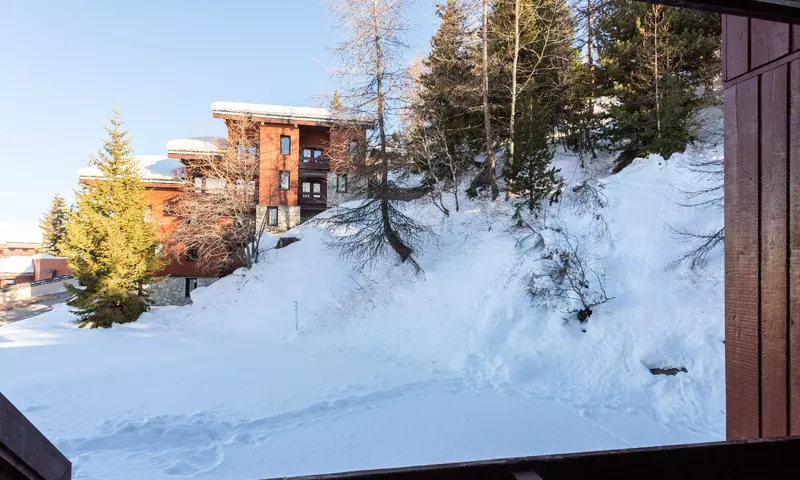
(300, 148, 331, 172)
(298, 178, 327, 210)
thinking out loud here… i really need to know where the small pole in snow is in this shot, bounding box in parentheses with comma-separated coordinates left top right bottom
(294, 301, 299, 332)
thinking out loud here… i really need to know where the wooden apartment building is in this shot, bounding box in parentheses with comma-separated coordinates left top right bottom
(79, 102, 369, 305)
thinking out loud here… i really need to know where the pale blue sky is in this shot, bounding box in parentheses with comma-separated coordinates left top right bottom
(0, 0, 438, 239)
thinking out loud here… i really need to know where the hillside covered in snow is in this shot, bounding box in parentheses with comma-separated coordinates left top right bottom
(1, 113, 725, 480)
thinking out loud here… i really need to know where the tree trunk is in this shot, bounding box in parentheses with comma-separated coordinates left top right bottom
(654, 6, 661, 141)
(506, 0, 520, 201)
(587, 0, 594, 73)
(586, 0, 597, 159)
(482, 0, 499, 200)
(374, 0, 412, 261)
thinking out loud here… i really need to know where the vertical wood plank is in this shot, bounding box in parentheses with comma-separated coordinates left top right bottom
(725, 16, 749, 79)
(752, 19, 791, 69)
(760, 65, 789, 438)
(790, 59, 800, 435)
(723, 15, 729, 81)
(725, 77, 761, 440)
(793, 25, 800, 53)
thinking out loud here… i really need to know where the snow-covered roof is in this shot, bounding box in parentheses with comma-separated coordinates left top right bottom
(32, 253, 65, 260)
(211, 101, 373, 126)
(0, 254, 65, 275)
(166, 137, 228, 156)
(78, 155, 184, 183)
(0, 256, 34, 275)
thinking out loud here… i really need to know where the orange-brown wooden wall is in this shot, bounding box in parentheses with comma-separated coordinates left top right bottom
(259, 124, 299, 207)
(724, 16, 800, 439)
(145, 184, 209, 277)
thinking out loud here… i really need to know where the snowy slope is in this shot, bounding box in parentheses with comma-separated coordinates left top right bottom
(1, 113, 725, 480)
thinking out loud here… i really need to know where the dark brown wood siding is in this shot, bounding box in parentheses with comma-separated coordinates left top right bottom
(724, 15, 800, 439)
(0, 393, 71, 479)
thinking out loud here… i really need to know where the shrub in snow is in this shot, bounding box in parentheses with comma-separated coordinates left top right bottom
(528, 226, 612, 324)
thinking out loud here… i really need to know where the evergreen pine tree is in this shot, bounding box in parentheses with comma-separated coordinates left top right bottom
(62, 108, 162, 328)
(595, 0, 720, 170)
(417, 0, 482, 175)
(508, 97, 560, 210)
(487, 0, 574, 141)
(330, 89, 344, 112)
(38, 194, 70, 255)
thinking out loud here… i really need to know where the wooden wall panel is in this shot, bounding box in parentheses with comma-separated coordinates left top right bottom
(144, 186, 212, 277)
(725, 16, 750, 80)
(724, 16, 800, 440)
(259, 124, 299, 207)
(759, 65, 789, 437)
(751, 19, 790, 69)
(794, 26, 800, 53)
(725, 77, 761, 440)
(0, 393, 71, 480)
(790, 59, 800, 435)
(300, 126, 330, 150)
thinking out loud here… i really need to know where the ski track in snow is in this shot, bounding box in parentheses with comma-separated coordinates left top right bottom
(60, 378, 466, 477)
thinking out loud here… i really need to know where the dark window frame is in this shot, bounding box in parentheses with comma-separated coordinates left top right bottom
(302, 147, 324, 163)
(337, 173, 348, 194)
(186, 247, 199, 262)
(185, 277, 198, 297)
(267, 206, 279, 226)
(236, 144, 258, 161)
(301, 180, 324, 200)
(279, 170, 291, 191)
(280, 136, 291, 155)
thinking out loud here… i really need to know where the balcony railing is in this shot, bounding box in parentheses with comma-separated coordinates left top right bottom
(264, 436, 800, 480)
(299, 192, 327, 209)
(300, 156, 331, 171)
(0, 393, 71, 479)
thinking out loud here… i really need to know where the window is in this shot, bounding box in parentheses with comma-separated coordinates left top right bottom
(301, 181, 323, 200)
(267, 206, 279, 226)
(155, 243, 164, 256)
(349, 141, 359, 157)
(189, 217, 198, 225)
(237, 145, 257, 161)
(302, 148, 324, 163)
(337, 174, 348, 193)
(280, 136, 291, 155)
(7, 280, 15, 285)
(163, 196, 178, 216)
(193, 175, 203, 193)
(186, 247, 198, 262)
(279, 171, 290, 190)
(185, 278, 198, 298)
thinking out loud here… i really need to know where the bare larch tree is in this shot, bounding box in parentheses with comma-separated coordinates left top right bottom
(323, 0, 430, 272)
(168, 118, 270, 275)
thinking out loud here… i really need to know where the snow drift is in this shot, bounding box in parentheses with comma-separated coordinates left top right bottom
(1, 112, 725, 480)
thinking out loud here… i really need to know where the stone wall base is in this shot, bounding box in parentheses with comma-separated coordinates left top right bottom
(327, 172, 367, 207)
(148, 276, 219, 306)
(257, 205, 301, 233)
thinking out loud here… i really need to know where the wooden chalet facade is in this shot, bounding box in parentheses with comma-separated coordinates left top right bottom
(78, 103, 369, 305)
(168, 103, 370, 232)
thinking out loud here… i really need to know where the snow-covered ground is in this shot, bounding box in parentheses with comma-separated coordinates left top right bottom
(1, 113, 725, 480)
